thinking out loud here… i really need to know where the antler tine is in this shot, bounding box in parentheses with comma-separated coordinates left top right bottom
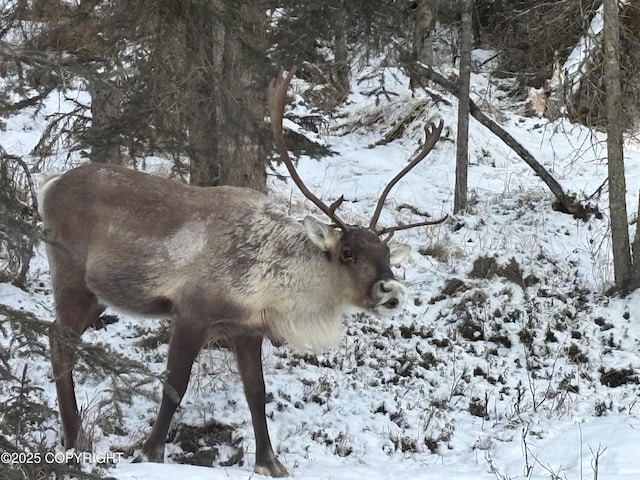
(268, 68, 348, 230)
(369, 120, 444, 232)
(377, 214, 449, 240)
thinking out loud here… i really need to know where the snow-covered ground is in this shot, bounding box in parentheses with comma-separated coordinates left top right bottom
(1, 51, 639, 480)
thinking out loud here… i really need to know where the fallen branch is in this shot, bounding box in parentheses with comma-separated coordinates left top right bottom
(418, 65, 598, 220)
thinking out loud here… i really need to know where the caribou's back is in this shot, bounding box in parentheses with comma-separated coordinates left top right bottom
(40, 163, 344, 346)
(41, 162, 267, 246)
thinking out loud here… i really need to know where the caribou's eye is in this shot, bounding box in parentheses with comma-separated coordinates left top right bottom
(341, 248, 354, 262)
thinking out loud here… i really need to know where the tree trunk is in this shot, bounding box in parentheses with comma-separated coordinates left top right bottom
(410, 0, 437, 90)
(604, 0, 631, 290)
(185, 0, 267, 190)
(88, 79, 123, 165)
(454, 0, 473, 213)
(333, 0, 350, 100)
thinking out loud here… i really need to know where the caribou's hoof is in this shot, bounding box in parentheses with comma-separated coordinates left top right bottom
(254, 458, 289, 477)
(133, 448, 164, 463)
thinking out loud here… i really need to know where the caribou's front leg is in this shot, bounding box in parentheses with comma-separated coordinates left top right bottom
(137, 319, 205, 462)
(233, 335, 288, 477)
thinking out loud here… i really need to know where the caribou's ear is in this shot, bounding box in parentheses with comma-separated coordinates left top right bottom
(388, 243, 411, 266)
(304, 216, 341, 252)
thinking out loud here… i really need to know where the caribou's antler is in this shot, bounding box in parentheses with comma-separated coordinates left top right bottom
(376, 214, 448, 242)
(269, 68, 446, 237)
(369, 120, 446, 235)
(268, 68, 348, 230)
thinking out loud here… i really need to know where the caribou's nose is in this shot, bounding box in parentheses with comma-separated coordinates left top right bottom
(373, 279, 405, 314)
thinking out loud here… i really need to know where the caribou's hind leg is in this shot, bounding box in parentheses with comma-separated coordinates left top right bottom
(49, 261, 105, 449)
(233, 335, 288, 477)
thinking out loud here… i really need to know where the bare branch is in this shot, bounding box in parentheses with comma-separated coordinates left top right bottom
(416, 64, 597, 220)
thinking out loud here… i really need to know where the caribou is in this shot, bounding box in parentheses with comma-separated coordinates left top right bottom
(39, 69, 444, 477)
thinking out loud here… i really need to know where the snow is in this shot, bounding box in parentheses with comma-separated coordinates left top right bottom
(1, 49, 640, 480)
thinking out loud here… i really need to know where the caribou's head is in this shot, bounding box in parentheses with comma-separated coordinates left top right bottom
(269, 69, 446, 316)
(303, 217, 410, 314)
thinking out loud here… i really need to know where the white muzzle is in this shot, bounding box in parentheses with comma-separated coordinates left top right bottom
(372, 279, 405, 315)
